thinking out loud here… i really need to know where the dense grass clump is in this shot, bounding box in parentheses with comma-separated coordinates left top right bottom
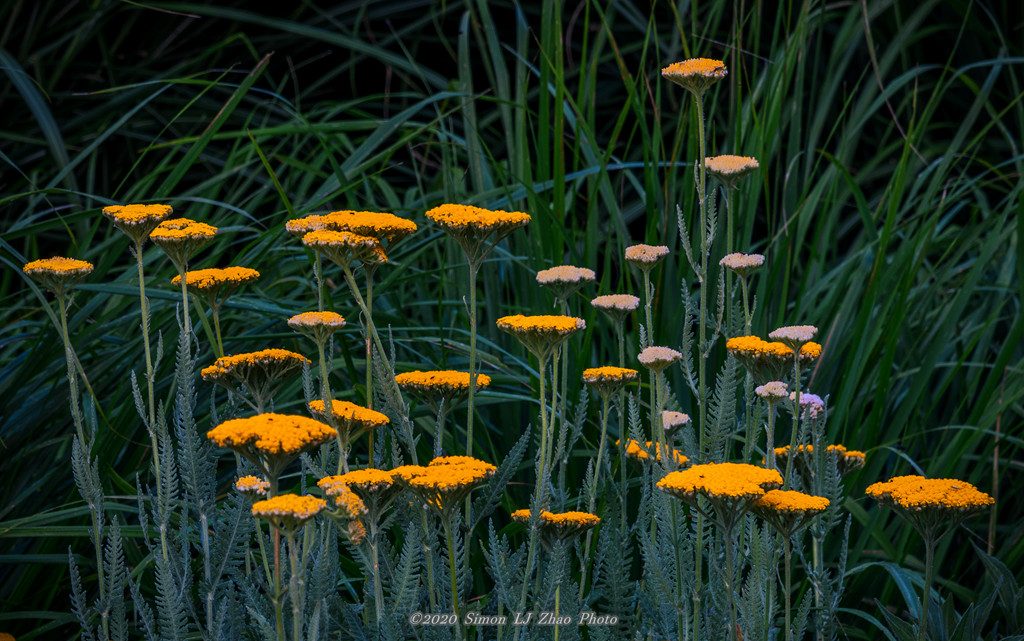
(1, 1, 1021, 639)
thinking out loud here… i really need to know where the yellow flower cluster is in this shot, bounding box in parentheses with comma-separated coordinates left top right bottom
(302, 229, 386, 266)
(171, 267, 259, 291)
(620, 439, 689, 466)
(497, 314, 585, 359)
(866, 476, 994, 512)
(0, 632, 15, 641)
(103, 203, 175, 244)
(23, 257, 94, 295)
(774, 444, 866, 476)
(321, 210, 418, 244)
(23, 256, 94, 276)
(287, 311, 346, 344)
(657, 462, 782, 501)
(755, 489, 830, 514)
(319, 468, 395, 495)
(150, 217, 217, 241)
(308, 400, 389, 427)
(753, 489, 830, 536)
(393, 456, 497, 513)
(395, 370, 491, 396)
(285, 214, 327, 237)
(511, 509, 600, 538)
(150, 218, 218, 267)
(324, 483, 368, 519)
(425, 204, 531, 232)
(661, 58, 727, 96)
(251, 494, 326, 530)
(582, 366, 638, 397)
(207, 413, 336, 456)
(202, 349, 310, 384)
(755, 381, 789, 401)
(725, 335, 821, 383)
(235, 475, 270, 497)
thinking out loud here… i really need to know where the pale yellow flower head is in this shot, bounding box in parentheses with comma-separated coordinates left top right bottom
(661, 410, 691, 434)
(755, 381, 789, 402)
(591, 294, 640, 324)
(536, 265, 596, 301)
(705, 155, 759, 188)
(637, 346, 682, 372)
(624, 244, 669, 272)
(719, 252, 765, 278)
(768, 325, 818, 352)
(288, 311, 346, 345)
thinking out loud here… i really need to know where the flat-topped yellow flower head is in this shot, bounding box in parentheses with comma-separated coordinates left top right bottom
(705, 155, 760, 189)
(396, 456, 496, 514)
(235, 475, 270, 500)
(620, 438, 689, 467)
(496, 314, 585, 361)
(511, 509, 600, 539)
(661, 410, 691, 435)
(753, 489, 830, 536)
(103, 203, 174, 245)
(321, 210, 418, 246)
(302, 229, 386, 268)
(773, 443, 865, 482)
(658, 462, 783, 528)
(591, 294, 640, 324)
(396, 370, 491, 411)
(171, 267, 259, 307)
(624, 244, 669, 272)
(252, 494, 326, 533)
(726, 335, 822, 384)
(150, 218, 217, 269)
(719, 252, 765, 278)
(287, 311, 346, 345)
(755, 381, 789, 402)
(425, 203, 531, 264)
(23, 257, 93, 297)
(202, 349, 310, 410)
(285, 214, 327, 237)
(582, 366, 638, 398)
(209, 413, 336, 486)
(320, 468, 395, 497)
(661, 58, 727, 97)
(867, 475, 994, 538)
(536, 265, 597, 302)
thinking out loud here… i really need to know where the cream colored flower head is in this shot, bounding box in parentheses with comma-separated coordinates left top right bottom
(705, 155, 759, 188)
(719, 252, 765, 278)
(755, 381, 788, 402)
(637, 346, 682, 372)
(536, 265, 596, 301)
(591, 294, 640, 324)
(661, 58, 727, 97)
(625, 244, 669, 272)
(769, 325, 818, 351)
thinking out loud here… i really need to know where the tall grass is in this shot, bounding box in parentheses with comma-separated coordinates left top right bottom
(1, 0, 1021, 638)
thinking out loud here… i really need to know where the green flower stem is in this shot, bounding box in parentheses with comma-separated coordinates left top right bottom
(694, 91, 709, 641)
(579, 393, 611, 601)
(274, 527, 284, 641)
(920, 533, 936, 641)
(517, 351, 550, 623)
(314, 253, 324, 313)
(556, 298, 570, 494)
(177, 264, 192, 337)
(553, 584, 561, 641)
(370, 520, 384, 627)
(740, 276, 752, 334)
(444, 516, 464, 641)
(211, 302, 225, 358)
(466, 260, 480, 459)
(422, 511, 438, 611)
(287, 531, 302, 641)
(134, 242, 157, 436)
(365, 267, 374, 409)
(57, 294, 106, 617)
(726, 523, 739, 641)
(766, 401, 778, 471)
(784, 535, 793, 641)
(784, 355, 802, 487)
